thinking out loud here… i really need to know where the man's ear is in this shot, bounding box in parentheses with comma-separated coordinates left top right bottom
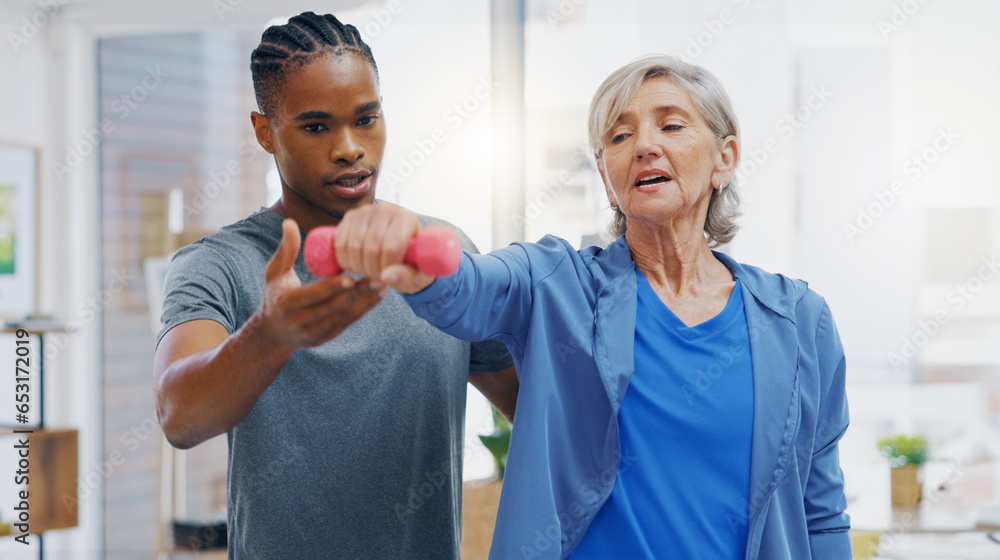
(250, 111, 276, 154)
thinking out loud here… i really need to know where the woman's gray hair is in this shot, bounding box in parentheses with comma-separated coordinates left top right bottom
(588, 55, 741, 247)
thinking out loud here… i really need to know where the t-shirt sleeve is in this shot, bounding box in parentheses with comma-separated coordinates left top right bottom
(469, 339, 514, 373)
(155, 242, 240, 347)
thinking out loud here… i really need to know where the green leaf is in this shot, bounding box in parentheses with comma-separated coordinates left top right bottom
(877, 434, 928, 466)
(479, 406, 512, 478)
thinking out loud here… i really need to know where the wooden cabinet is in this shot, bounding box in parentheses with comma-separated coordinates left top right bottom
(0, 428, 79, 535)
(28, 428, 79, 534)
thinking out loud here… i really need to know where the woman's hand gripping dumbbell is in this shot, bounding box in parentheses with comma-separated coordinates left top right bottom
(305, 224, 461, 279)
(305, 203, 463, 294)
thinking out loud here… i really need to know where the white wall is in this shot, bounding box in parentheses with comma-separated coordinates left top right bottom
(1, 11, 103, 556)
(339, 1, 498, 251)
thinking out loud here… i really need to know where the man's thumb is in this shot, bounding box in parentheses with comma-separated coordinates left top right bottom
(266, 219, 301, 281)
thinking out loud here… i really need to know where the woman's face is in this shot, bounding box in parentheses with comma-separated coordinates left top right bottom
(599, 77, 736, 233)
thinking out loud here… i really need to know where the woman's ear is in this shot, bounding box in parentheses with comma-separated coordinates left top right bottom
(597, 157, 618, 208)
(712, 135, 739, 189)
(250, 111, 276, 154)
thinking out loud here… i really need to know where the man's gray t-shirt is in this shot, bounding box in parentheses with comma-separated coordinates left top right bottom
(156, 207, 512, 559)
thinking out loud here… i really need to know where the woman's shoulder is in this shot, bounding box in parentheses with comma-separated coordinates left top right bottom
(485, 234, 628, 297)
(535, 234, 635, 282)
(504, 234, 595, 263)
(717, 253, 831, 320)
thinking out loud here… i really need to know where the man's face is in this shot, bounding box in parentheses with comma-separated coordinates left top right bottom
(254, 52, 386, 228)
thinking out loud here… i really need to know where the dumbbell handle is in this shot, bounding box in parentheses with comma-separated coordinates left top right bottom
(304, 225, 462, 278)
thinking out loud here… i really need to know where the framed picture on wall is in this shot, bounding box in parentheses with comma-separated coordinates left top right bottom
(0, 143, 38, 319)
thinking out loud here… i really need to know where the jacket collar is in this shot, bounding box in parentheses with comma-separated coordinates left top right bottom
(594, 237, 803, 540)
(713, 252, 803, 544)
(712, 251, 801, 322)
(590, 235, 638, 411)
(596, 237, 803, 323)
(584, 234, 634, 286)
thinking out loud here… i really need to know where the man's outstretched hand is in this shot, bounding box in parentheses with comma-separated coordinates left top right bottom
(260, 218, 386, 350)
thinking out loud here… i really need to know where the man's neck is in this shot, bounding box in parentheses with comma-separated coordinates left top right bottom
(271, 195, 377, 231)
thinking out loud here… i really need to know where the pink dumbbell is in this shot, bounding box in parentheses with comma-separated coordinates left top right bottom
(304, 225, 462, 278)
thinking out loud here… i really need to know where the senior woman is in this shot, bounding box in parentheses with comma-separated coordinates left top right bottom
(330, 55, 851, 559)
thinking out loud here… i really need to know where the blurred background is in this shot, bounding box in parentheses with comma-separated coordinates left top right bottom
(0, 0, 998, 557)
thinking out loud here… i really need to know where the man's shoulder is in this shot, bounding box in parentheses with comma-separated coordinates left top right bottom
(209, 208, 281, 247)
(169, 208, 281, 279)
(412, 210, 479, 254)
(414, 211, 452, 229)
(182, 209, 280, 255)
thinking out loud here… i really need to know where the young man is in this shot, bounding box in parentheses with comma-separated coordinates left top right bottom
(153, 12, 517, 559)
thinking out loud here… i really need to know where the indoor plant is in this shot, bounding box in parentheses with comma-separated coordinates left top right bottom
(478, 406, 511, 479)
(462, 406, 511, 557)
(877, 434, 927, 506)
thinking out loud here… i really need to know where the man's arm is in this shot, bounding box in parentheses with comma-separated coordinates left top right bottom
(470, 365, 518, 423)
(332, 203, 522, 420)
(153, 219, 384, 449)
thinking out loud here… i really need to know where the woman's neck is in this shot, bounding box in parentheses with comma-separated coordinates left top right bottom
(626, 221, 731, 297)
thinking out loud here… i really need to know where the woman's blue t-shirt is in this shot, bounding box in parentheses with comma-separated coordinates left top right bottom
(570, 272, 754, 558)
